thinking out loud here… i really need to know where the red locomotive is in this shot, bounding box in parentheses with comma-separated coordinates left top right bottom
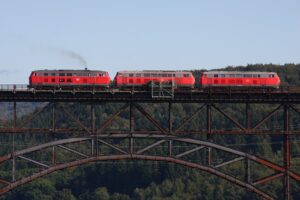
(114, 71, 195, 88)
(29, 69, 111, 89)
(200, 71, 280, 88)
(28, 69, 281, 90)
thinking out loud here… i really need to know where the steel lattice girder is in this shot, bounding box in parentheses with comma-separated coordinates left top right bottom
(0, 100, 299, 199)
(0, 134, 299, 199)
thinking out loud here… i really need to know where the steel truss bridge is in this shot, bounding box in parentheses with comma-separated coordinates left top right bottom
(0, 87, 299, 199)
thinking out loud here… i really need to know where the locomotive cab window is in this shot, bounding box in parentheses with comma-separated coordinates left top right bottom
(67, 73, 72, 76)
(129, 74, 134, 77)
(184, 74, 189, 77)
(44, 73, 48, 76)
(59, 73, 65, 76)
(51, 73, 56, 76)
(214, 74, 218, 78)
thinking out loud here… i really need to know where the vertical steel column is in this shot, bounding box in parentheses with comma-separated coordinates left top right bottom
(91, 104, 96, 156)
(168, 102, 172, 156)
(91, 104, 95, 134)
(13, 102, 16, 131)
(12, 101, 16, 181)
(207, 104, 211, 136)
(12, 157, 15, 182)
(207, 104, 211, 166)
(168, 102, 173, 157)
(246, 103, 251, 130)
(169, 102, 172, 133)
(91, 139, 94, 156)
(245, 158, 251, 183)
(52, 102, 56, 132)
(284, 104, 290, 200)
(168, 140, 173, 157)
(129, 103, 134, 154)
(52, 146, 56, 165)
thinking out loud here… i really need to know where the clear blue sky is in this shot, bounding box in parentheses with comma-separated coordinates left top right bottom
(0, 0, 299, 83)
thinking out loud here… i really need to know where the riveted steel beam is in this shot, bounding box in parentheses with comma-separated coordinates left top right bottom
(97, 139, 127, 154)
(253, 173, 284, 186)
(174, 104, 206, 132)
(57, 145, 89, 158)
(175, 146, 205, 158)
(0, 154, 276, 200)
(19, 103, 52, 128)
(211, 104, 245, 131)
(136, 140, 166, 154)
(60, 104, 91, 134)
(284, 104, 290, 200)
(96, 103, 130, 134)
(251, 105, 282, 130)
(214, 157, 244, 168)
(133, 103, 167, 134)
(18, 155, 49, 168)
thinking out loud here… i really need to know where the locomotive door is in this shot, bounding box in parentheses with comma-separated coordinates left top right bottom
(58, 73, 65, 86)
(207, 78, 212, 85)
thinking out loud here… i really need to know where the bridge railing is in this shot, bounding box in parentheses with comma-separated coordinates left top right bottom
(0, 84, 299, 93)
(0, 84, 29, 91)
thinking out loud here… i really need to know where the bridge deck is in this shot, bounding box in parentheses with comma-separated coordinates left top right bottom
(0, 86, 299, 103)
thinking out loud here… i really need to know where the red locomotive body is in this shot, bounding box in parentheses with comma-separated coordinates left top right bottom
(29, 69, 111, 89)
(114, 71, 195, 88)
(200, 71, 280, 88)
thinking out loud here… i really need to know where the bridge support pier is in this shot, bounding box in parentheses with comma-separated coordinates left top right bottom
(12, 101, 16, 182)
(207, 104, 212, 166)
(52, 102, 56, 132)
(129, 103, 134, 154)
(284, 104, 290, 200)
(246, 103, 250, 130)
(169, 102, 172, 133)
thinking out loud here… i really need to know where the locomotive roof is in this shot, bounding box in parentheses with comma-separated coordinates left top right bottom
(118, 70, 192, 73)
(32, 69, 108, 73)
(204, 71, 277, 74)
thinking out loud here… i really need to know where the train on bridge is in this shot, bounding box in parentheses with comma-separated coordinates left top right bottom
(29, 69, 281, 90)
